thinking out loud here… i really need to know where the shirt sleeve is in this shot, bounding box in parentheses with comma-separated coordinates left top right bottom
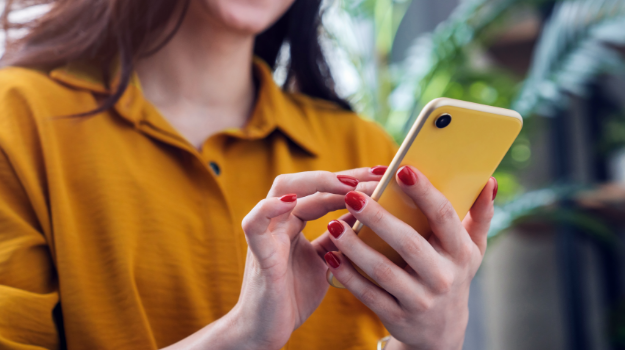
(0, 146, 60, 350)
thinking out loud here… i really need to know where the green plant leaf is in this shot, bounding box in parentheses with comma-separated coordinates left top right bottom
(513, 0, 625, 117)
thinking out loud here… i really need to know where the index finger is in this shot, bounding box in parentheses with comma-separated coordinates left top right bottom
(267, 167, 386, 198)
(336, 166, 388, 182)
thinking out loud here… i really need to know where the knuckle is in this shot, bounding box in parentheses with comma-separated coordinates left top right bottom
(435, 200, 457, 224)
(364, 182, 377, 192)
(412, 294, 434, 312)
(341, 236, 360, 257)
(456, 241, 474, 263)
(271, 174, 289, 190)
(484, 205, 495, 221)
(257, 198, 271, 212)
(474, 203, 495, 224)
(340, 269, 357, 287)
(242, 199, 272, 233)
(432, 272, 454, 294)
(241, 216, 252, 233)
(398, 235, 422, 258)
(315, 171, 331, 185)
(370, 208, 385, 226)
(318, 193, 339, 210)
(386, 308, 406, 324)
(359, 288, 378, 306)
(370, 261, 394, 285)
(355, 182, 368, 193)
(343, 169, 358, 177)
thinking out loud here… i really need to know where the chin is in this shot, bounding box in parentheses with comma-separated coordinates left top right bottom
(198, 0, 295, 34)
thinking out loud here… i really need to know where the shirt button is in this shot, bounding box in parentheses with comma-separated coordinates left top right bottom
(208, 161, 221, 176)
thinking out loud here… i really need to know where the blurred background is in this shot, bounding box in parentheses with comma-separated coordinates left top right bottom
(316, 0, 625, 349)
(3, 0, 625, 349)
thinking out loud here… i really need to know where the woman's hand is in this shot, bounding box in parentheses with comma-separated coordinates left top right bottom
(324, 166, 497, 350)
(163, 167, 386, 350)
(229, 168, 385, 350)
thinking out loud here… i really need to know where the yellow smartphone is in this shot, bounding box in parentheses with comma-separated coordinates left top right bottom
(328, 97, 523, 288)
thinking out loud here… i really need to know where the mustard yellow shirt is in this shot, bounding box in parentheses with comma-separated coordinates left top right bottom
(0, 58, 397, 350)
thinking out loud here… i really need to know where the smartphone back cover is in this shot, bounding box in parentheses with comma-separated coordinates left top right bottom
(358, 103, 523, 272)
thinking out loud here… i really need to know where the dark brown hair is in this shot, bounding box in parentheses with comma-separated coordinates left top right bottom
(1, 0, 351, 114)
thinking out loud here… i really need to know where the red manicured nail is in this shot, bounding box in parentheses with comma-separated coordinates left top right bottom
(328, 220, 345, 238)
(370, 166, 388, 175)
(280, 194, 297, 202)
(345, 191, 366, 212)
(492, 177, 498, 200)
(397, 166, 417, 186)
(324, 251, 340, 268)
(337, 175, 359, 187)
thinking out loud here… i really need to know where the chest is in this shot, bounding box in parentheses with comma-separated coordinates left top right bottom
(156, 105, 250, 150)
(45, 122, 336, 281)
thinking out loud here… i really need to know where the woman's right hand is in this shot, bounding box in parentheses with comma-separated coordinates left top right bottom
(231, 168, 384, 350)
(164, 167, 386, 350)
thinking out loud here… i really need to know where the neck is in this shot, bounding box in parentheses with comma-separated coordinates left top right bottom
(135, 3, 257, 149)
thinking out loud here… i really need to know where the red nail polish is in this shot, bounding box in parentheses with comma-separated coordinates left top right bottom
(328, 220, 345, 239)
(324, 251, 340, 268)
(492, 177, 498, 200)
(345, 191, 366, 211)
(397, 166, 416, 186)
(280, 194, 297, 202)
(370, 166, 388, 176)
(337, 175, 359, 187)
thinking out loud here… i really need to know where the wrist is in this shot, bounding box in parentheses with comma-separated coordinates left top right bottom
(204, 307, 254, 350)
(160, 305, 259, 350)
(192, 305, 270, 350)
(383, 336, 464, 350)
(220, 302, 286, 350)
(212, 304, 271, 350)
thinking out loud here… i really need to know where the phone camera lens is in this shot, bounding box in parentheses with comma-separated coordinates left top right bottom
(435, 114, 452, 129)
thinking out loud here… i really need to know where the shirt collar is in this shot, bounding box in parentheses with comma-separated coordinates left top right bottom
(48, 57, 321, 157)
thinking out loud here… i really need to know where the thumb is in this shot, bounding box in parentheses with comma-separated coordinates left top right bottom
(242, 194, 298, 261)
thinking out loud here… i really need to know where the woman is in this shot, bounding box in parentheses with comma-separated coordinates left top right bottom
(0, 0, 497, 349)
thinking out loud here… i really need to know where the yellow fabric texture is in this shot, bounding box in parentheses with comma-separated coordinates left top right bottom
(0, 58, 397, 350)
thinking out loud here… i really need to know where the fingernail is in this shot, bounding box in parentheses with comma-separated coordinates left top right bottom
(328, 220, 345, 239)
(397, 166, 416, 186)
(492, 177, 498, 200)
(280, 194, 297, 202)
(345, 191, 366, 212)
(324, 251, 340, 268)
(337, 175, 359, 187)
(370, 166, 388, 176)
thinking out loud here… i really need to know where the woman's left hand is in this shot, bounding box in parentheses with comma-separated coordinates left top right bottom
(324, 165, 497, 350)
